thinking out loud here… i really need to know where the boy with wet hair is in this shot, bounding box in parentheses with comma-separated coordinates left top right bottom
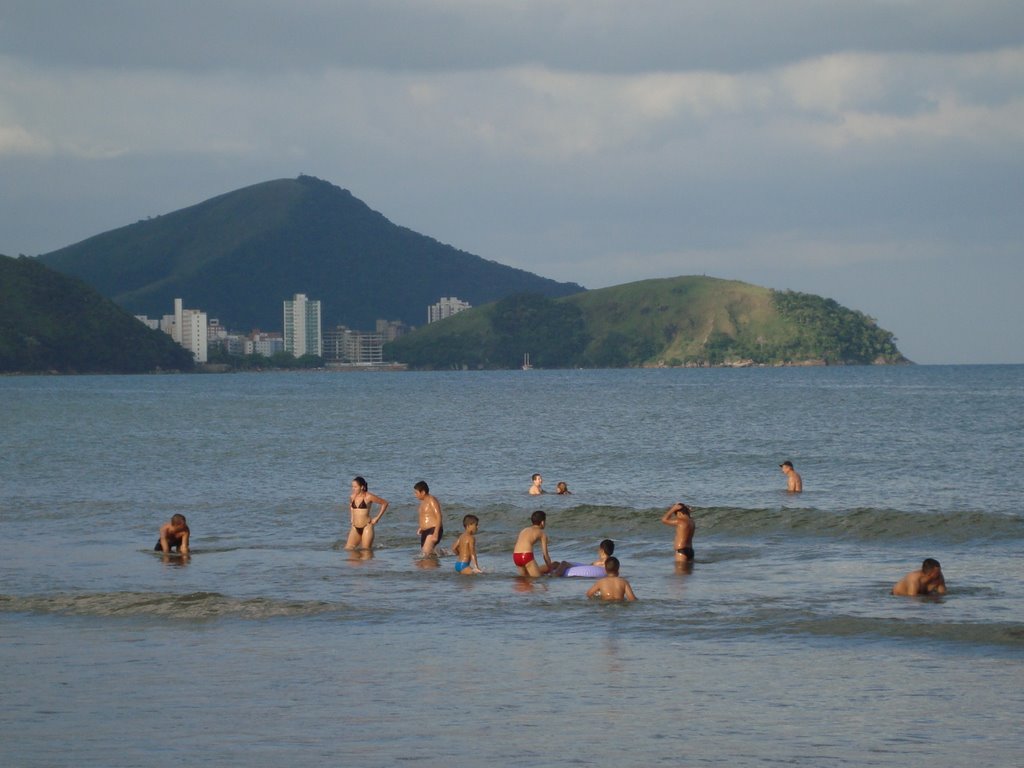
(512, 510, 553, 577)
(891, 558, 947, 596)
(586, 557, 637, 601)
(453, 514, 483, 575)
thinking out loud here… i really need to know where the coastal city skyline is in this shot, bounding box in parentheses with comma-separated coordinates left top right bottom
(137, 293, 466, 365)
(1, 2, 1022, 364)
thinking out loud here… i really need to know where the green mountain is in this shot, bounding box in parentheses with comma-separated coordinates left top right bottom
(385, 276, 908, 369)
(36, 175, 584, 331)
(0, 254, 195, 373)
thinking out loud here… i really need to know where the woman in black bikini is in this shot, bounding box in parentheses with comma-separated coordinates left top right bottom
(345, 476, 389, 550)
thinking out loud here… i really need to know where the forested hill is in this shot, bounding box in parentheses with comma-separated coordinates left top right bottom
(385, 276, 908, 369)
(0, 254, 194, 373)
(36, 175, 584, 331)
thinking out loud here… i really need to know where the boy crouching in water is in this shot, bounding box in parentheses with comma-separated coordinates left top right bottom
(453, 514, 484, 575)
(156, 514, 190, 555)
(586, 556, 637, 601)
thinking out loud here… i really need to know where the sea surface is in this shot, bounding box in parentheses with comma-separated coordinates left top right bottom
(1, 365, 1022, 767)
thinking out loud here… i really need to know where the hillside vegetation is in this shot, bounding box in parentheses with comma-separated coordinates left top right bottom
(0, 255, 195, 373)
(37, 175, 583, 331)
(385, 276, 907, 369)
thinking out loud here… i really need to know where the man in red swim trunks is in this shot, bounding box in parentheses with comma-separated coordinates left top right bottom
(512, 510, 554, 577)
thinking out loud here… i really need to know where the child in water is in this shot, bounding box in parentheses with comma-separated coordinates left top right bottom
(453, 515, 484, 575)
(155, 514, 190, 554)
(586, 557, 637, 601)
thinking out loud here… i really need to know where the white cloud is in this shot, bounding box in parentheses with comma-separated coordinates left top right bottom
(2, 43, 1021, 165)
(0, 122, 50, 155)
(774, 48, 1024, 150)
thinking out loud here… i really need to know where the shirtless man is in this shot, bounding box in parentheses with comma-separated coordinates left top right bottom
(891, 558, 947, 596)
(413, 480, 443, 557)
(586, 557, 637, 601)
(345, 476, 389, 550)
(155, 514, 190, 555)
(529, 473, 545, 495)
(661, 502, 695, 562)
(512, 510, 553, 577)
(780, 460, 803, 493)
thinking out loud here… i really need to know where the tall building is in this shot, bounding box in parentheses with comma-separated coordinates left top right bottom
(428, 296, 471, 324)
(143, 298, 207, 362)
(324, 326, 384, 365)
(179, 307, 208, 363)
(283, 293, 322, 358)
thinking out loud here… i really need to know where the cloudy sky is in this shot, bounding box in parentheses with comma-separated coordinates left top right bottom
(2, 1, 1022, 363)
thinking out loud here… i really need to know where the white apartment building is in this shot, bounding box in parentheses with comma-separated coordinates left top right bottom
(138, 298, 207, 362)
(283, 293, 323, 358)
(179, 306, 208, 363)
(427, 296, 471, 324)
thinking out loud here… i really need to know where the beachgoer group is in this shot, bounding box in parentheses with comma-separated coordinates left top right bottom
(156, 462, 944, 599)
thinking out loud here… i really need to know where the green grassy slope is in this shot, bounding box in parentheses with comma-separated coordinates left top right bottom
(386, 276, 907, 369)
(0, 255, 195, 373)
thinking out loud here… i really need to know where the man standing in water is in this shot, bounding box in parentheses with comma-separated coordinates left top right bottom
(780, 460, 803, 492)
(414, 480, 444, 557)
(661, 502, 695, 562)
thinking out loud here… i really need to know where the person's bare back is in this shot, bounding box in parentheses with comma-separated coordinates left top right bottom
(586, 558, 637, 601)
(892, 558, 946, 596)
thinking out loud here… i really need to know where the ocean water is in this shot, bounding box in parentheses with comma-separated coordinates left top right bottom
(1, 365, 1022, 767)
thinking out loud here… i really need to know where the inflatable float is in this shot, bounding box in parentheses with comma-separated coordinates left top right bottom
(561, 564, 605, 578)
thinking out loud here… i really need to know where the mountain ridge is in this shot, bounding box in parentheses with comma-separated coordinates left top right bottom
(37, 175, 585, 331)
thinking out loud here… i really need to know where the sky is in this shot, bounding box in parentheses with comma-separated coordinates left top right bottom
(1, 1, 1022, 363)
